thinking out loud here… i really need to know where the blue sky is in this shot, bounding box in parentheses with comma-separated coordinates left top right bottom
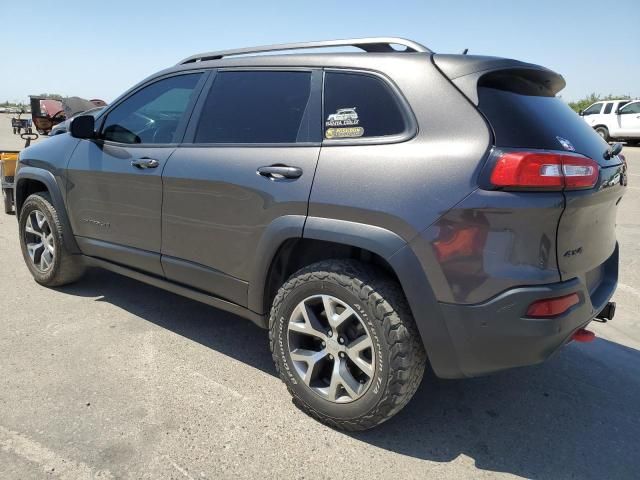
(2, 0, 638, 103)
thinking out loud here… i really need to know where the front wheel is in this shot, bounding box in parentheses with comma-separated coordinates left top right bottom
(19, 192, 85, 286)
(269, 260, 426, 430)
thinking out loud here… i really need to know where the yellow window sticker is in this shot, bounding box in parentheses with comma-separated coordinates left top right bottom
(325, 127, 365, 139)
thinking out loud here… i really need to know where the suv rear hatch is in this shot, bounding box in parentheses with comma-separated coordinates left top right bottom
(434, 55, 626, 288)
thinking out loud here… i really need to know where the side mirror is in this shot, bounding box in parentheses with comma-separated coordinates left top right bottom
(70, 115, 95, 139)
(578, 110, 584, 116)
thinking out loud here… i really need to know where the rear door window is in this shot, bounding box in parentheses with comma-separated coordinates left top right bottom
(323, 72, 406, 140)
(603, 102, 613, 114)
(194, 71, 313, 143)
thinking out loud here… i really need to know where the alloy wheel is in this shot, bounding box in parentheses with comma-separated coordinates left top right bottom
(24, 210, 55, 272)
(287, 294, 376, 403)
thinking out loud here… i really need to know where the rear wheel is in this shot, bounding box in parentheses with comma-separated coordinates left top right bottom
(269, 260, 426, 430)
(595, 126, 609, 141)
(19, 192, 85, 286)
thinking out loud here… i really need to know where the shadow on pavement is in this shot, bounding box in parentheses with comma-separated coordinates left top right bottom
(58, 267, 275, 377)
(352, 338, 640, 479)
(60, 268, 639, 479)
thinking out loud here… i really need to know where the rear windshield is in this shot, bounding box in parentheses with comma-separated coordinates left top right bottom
(477, 87, 609, 164)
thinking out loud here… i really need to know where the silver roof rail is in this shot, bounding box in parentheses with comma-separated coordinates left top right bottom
(177, 37, 431, 65)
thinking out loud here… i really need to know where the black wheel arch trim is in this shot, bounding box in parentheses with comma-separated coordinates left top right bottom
(15, 167, 80, 254)
(249, 216, 464, 378)
(387, 242, 464, 379)
(248, 215, 307, 314)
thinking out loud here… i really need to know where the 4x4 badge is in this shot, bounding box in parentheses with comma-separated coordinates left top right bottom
(556, 136, 575, 151)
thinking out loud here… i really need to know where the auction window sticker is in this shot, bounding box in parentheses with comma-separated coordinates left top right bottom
(325, 107, 364, 139)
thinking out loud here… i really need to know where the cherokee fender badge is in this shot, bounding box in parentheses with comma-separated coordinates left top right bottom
(81, 218, 111, 229)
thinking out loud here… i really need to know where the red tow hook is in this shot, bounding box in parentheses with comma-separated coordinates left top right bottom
(572, 328, 596, 343)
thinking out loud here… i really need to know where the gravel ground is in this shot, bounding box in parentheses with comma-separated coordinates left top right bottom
(1, 117, 639, 479)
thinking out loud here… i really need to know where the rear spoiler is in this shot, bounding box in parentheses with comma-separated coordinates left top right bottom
(432, 54, 566, 104)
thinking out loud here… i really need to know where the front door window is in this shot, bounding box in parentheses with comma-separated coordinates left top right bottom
(102, 73, 203, 144)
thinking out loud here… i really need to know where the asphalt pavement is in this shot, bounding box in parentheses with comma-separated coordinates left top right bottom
(1, 119, 639, 479)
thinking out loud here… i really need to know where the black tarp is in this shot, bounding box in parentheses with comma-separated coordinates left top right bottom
(62, 97, 97, 118)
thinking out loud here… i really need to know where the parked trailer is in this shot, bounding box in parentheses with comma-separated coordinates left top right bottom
(11, 114, 33, 135)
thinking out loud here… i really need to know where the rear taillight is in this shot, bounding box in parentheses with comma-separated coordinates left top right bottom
(490, 151, 599, 191)
(525, 293, 580, 318)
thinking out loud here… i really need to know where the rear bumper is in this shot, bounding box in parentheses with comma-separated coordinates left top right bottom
(437, 244, 618, 377)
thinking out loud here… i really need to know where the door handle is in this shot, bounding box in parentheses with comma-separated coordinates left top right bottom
(257, 165, 303, 179)
(131, 157, 160, 169)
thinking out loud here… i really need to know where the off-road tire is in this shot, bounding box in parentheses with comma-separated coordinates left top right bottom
(19, 192, 85, 286)
(595, 126, 609, 141)
(269, 259, 426, 431)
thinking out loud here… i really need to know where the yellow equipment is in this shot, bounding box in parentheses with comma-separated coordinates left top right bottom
(1, 151, 18, 214)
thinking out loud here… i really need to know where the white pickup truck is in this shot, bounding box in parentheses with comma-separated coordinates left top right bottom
(580, 99, 640, 144)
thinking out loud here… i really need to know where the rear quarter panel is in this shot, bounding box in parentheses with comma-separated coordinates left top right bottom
(308, 56, 492, 242)
(409, 189, 564, 304)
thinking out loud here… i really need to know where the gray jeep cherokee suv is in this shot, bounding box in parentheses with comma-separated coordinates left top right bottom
(14, 38, 625, 430)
